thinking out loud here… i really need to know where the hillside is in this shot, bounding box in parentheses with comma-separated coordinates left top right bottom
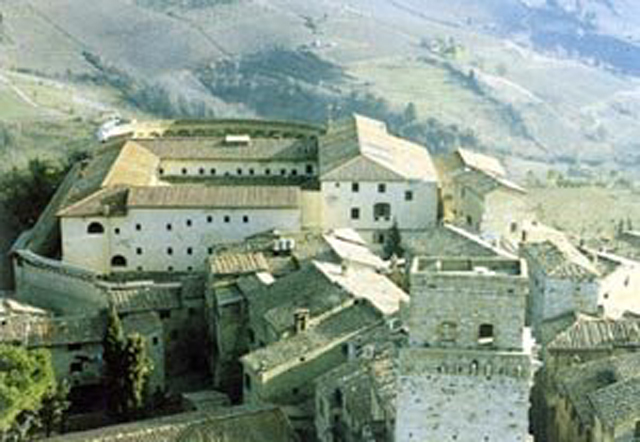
(0, 0, 639, 178)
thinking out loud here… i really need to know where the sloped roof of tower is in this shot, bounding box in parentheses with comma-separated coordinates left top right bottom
(319, 114, 438, 181)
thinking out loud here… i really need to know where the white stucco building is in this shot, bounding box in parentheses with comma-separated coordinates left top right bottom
(54, 115, 440, 274)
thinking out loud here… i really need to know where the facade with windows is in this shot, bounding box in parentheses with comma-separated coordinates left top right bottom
(54, 115, 440, 274)
(396, 256, 535, 442)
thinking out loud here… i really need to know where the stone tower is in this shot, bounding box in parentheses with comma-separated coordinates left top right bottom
(396, 257, 535, 442)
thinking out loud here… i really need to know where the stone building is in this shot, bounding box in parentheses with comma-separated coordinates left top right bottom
(315, 325, 404, 442)
(48, 404, 296, 442)
(534, 316, 640, 441)
(545, 352, 640, 442)
(25, 115, 437, 276)
(240, 259, 408, 407)
(0, 309, 165, 395)
(396, 256, 535, 442)
(521, 239, 600, 339)
(437, 148, 528, 242)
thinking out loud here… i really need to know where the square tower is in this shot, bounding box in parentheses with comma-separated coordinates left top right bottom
(396, 257, 535, 442)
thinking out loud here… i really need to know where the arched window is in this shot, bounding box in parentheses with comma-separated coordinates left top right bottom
(111, 255, 127, 268)
(87, 222, 104, 234)
(373, 203, 391, 221)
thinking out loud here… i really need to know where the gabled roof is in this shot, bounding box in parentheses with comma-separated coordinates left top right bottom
(547, 317, 640, 351)
(101, 141, 159, 188)
(454, 168, 526, 195)
(522, 239, 599, 280)
(456, 148, 507, 178)
(48, 405, 294, 442)
(209, 252, 270, 276)
(241, 303, 381, 373)
(588, 376, 640, 430)
(319, 114, 437, 182)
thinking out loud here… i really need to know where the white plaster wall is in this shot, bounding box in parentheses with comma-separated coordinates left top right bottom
(160, 159, 317, 178)
(320, 180, 438, 234)
(61, 207, 300, 273)
(481, 190, 528, 241)
(396, 372, 532, 442)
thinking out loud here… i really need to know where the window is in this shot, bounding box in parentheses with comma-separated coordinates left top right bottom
(352, 182, 359, 192)
(466, 215, 473, 226)
(187, 247, 193, 255)
(199, 168, 205, 175)
(187, 266, 193, 272)
(237, 168, 243, 175)
(378, 183, 386, 193)
(186, 219, 192, 227)
(166, 223, 172, 231)
(280, 169, 286, 176)
(114, 227, 121, 235)
(405, 190, 413, 201)
(210, 168, 216, 175)
(168, 266, 174, 272)
(291, 169, 298, 176)
(136, 247, 143, 255)
(159, 168, 164, 175)
(207, 215, 213, 223)
(70, 362, 83, 374)
(137, 266, 143, 271)
(265, 168, 271, 175)
(335, 182, 340, 188)
(373, 203, 391, 221)
(245, 374, 252, 390)
(159, 310, 171, 320)
(243, 215, 249, 223)
(208, 247, 213, 255)
(478, 324, 494, 345)
(249, 168, 255, 175)
(111, 255, 127, 267)
(224, 216, 230, 223)
(167, 247, 173, 255)
(373, 231, 386, 244)
(181, 168, 188, 175)
(152, 336, 159, 346)
(87, 222, 104, 234)
(135, 223, 142, 231)
(306, 164, 314, 175)
(351, 208, 360, 220)
(438, 322, 458, 342)
(68, 343, 82, 351)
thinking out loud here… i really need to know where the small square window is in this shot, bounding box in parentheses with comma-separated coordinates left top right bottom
(405, 190, 413, 201)
(159, 168, 164, 175)
(114, 228, 120, 235)
(224, 216, 230, 223)
(186, 219, 192, 227)
(187, 266, 193, 272)
(351, 208, 360, 220)
(68, 343, 82, 351)
(168, 266, 174, 272)
(210, 168, 216, 175)
(335, 182, 340, 188)
(265, 168, 271, 175)
(378, 183, 386, 193)
(152, 336, 159, 345)
(159, 310, 171, 319)
(135, 223, 142, 231)
(208, 247, 213, 255)
(352, 182, 359, 192)
(280, 169, 286, 176)
(187, 247, 193, 255)
(166, 223, 172, 231)
(207, 215, 213, 223)
(306, 164, 314, 175)
(249, 168, 255, 175)
(291, 169, 298, 176)
(167, 247, 173, 255)
(199, 168, 205, 175)
(137, 266, 143, 271)
(243, 216, 249, 223)
(70, 362, 83, 373)
(237, 168, 243, 175)
(182, 168, 188, 175)
(136, 247, 143, 255)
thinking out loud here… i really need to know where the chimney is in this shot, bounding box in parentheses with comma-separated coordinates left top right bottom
(294, 308, 310, 333)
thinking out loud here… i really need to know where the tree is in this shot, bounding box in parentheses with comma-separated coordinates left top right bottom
(383, 220, 404, 260)
(102, 308, 152, 421)
(0, 345, 55, 433)
(121, 334, 152, 419)
(38, 380, 70, 437)
(103, 306, 126, 418)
